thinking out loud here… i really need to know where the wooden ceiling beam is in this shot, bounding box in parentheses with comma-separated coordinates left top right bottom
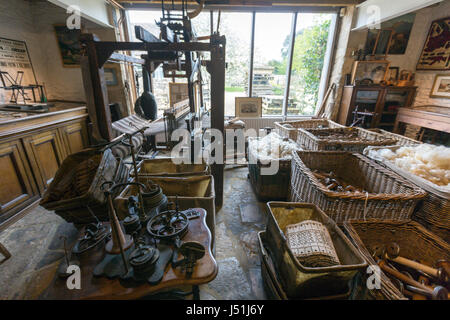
(118, 0, 363, 7)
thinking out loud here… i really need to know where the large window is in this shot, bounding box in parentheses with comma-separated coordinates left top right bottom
(126, 9, 337, 118)
(253, 13, 292, 116)
(128, 10, 170, 117)
(220, 12, 252, 117)
(288, 13, 333, 116)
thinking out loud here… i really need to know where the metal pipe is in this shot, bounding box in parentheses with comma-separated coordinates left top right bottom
(248, 11, 256, 98)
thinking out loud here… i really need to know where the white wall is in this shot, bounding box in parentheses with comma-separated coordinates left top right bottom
(47, 0, 112, 28)
(0, 0, 113, 103)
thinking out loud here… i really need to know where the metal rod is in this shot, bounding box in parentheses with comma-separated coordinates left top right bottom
(282, 12, 297, 120)
(128, 134, 147, 217)
(248, 11, 256, 98)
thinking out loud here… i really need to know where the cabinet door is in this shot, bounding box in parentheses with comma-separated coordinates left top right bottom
(23, 129, 66, 194)
(59, 121, 88, 156)
(0, 140, 39, 220)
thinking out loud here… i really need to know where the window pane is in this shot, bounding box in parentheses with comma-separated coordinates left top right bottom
(287, 13, 333, 116)
(253, 13, 292, 116)
(220, 12, 252, 117)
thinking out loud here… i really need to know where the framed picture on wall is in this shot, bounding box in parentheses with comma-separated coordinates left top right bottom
(351, 60, 390, 85)
(417, 17, 450, 70)
(430, 74, 450, 99)
(364, 13, 415, 55)
(54, 25, 82, 67)
(235, 97, 262, 118)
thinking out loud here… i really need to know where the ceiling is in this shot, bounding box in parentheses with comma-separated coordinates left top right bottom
(118, 0, 364, 9)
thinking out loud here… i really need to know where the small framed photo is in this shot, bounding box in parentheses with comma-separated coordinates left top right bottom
(54, 25, 82, 67)
(387, 67, 400, 81)
(104, 66, 118, 86)
(235, 97, 262, 118)
(430, 74, 450, 99)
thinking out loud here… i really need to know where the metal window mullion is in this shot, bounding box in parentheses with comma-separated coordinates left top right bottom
(316, 12, 339, 114)
(248, 11, 256, 98)
(282, 12, 297, 120)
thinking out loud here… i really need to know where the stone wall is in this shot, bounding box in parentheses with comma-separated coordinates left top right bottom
(331, 0, 450, 120)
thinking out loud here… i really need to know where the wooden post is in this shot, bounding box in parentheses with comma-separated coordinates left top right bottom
(80, 33, 114, 143)
(208, 35, 226, 207)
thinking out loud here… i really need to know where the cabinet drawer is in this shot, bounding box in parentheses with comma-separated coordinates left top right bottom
(58, 121, 88, 157)
(23, 129, 66, 194)
(0, 140, 39, 220)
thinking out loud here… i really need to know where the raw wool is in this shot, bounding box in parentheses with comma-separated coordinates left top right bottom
(249, 132, 299, 162)
(371, 144, 450, 188)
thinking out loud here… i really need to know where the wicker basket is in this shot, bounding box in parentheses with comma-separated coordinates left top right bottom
(367, 128, 422, 146)
(364, 145, 450, 243)
(289, 151, 426, 224)
(247, 137, 293, 201)
(265, 202, 367, 298)
(343, 219, 450, 300)
(40, 148, 129, 225)
(131, 158, 210, 177)
(275, 118, 345, 141)
(296, 127, 396, 152)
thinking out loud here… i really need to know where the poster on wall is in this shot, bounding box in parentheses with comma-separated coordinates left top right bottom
(54, 25, 82, 67)
(417, 17, 450, 70)
(365, 13, 415, 55)
(0, 37, 37, 104)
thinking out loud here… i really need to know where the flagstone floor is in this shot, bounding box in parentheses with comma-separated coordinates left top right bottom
(0, 165, 267, 300)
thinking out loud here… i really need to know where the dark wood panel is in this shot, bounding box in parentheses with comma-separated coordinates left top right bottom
(58, 121, 89, 157)
(23, 129, 66, 194)
(0, 140, 38, 218)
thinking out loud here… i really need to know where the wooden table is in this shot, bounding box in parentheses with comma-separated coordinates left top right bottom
(40, 209, 217, 300)
(394, 106, 450, 134)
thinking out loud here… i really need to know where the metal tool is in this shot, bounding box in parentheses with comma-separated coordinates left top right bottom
(57, 236, 80, 278)
(72, 222, 110, 254)
(173, 241, 206, 278)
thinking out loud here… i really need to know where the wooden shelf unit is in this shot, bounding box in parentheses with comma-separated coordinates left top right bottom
(337, 85, 417, 130)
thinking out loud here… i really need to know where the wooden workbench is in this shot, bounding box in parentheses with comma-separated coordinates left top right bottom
(40, 208, 217, 300)
(394, 106, 450, 134)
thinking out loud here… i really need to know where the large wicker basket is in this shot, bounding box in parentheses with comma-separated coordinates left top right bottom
(367, 128, 422, 146)
(289, 151, 426, 224)
(40, 148, 129, 225)
(265, 202, 367, 298)
(257, 231, 352, 300)
(364, 145, 450, 243)
(247, 136, 293, 201)
(343, 219, 450, 300)
(296, 127, 396, 152)
(275, 118, 345, 141)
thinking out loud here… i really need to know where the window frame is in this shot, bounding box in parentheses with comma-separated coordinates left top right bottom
(125, 7, 340, 118)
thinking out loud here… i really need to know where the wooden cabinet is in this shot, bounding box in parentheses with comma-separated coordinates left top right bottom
(337, 85, 417, 131)
(23, 129, 67, 194)
(0, 139, 39, 224)
(58, 121, 89, 156)
(0, 107, 89, 228)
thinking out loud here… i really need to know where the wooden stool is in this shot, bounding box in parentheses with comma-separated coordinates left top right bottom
(0, 242, 11, 264)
